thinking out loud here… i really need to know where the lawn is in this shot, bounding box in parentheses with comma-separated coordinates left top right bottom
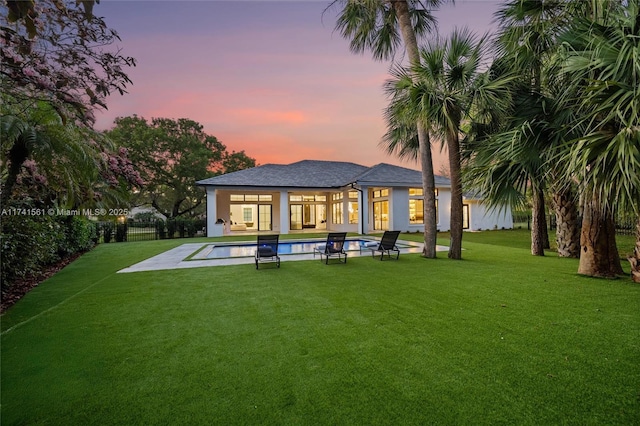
(2, 230, 639, 425)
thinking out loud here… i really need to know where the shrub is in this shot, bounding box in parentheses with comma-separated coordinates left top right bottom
(1, 213, 63, 288)
(133, 211, 157, 223)
(177, 220, 187, 238)
(166, 219, 176, 239)
(155, 220, 166, 239)
(115, 223, 128, 242)
(102, 222, 114, 243)
(58, 216, 96, 256)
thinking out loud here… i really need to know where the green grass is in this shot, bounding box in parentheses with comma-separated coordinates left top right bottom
(2, 230, 639, 425)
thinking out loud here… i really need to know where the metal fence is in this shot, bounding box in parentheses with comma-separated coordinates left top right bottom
(96, 218, 207, 243)
(512, 213, 636, 236)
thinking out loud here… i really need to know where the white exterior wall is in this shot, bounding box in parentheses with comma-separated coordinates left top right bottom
(437, 188, 452, 232)
(277, 190, 287, 234)
(205, 185, 513, 236)
(467, 201, 513, 231)
(205, 187, 217, 237)
(391, 188, 410, 232)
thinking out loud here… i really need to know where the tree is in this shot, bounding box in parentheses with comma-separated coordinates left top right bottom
(1, 0, 136, 126)
(384, 28, 511, 259)
(106, 116, 256, 218)
(331, 0, 448, 258)
(557, 0, 640, 279)
(1, 100, 142, 209)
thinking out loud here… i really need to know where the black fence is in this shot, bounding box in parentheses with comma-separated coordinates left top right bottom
(512, 213, 636, 236)
(96, 218, 206, 243)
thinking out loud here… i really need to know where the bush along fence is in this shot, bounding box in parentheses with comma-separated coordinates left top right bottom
(512, 213, 636, 236)
(96, 218, 207, 243)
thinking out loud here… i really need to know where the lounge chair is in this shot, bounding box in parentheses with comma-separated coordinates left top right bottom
(314, 232, 347, 264)
(255, 234, 280, 269)
(369, 230, 401, 260)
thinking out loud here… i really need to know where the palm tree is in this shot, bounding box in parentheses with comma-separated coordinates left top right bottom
(384, 28, 512, 259)
(483, 0, 577, 256)
(557, 1, 639, 279)
(331, 0, 447, 258)
(1, 101, 136, 210)
(1, 103, 66, 205)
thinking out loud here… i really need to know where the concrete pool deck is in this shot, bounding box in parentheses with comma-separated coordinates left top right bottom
(118, 239, 448, 273)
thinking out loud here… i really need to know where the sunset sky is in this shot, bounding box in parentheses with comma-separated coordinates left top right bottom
(94, 0, 501, 172)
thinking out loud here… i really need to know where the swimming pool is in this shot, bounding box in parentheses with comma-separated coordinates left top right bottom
(192, 239, 391, 259)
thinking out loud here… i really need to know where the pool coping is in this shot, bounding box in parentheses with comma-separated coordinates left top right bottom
(117, 238, 446, 273)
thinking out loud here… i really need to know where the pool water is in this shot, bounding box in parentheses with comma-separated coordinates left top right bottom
(197, 239, 380, 259)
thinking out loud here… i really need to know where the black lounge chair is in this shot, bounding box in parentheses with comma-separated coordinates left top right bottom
(255, 234, 280, 269)
(314, 232, 347, 264)
(369, 230, 401, 260)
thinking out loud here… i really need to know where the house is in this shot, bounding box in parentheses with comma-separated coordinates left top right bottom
(196, 160, 512, 236)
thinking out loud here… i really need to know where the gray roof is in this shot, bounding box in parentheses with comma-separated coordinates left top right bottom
(354, 163, 451, 187)
(196, 160, 451, 189)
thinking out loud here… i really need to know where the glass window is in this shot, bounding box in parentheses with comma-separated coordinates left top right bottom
(243, 208, 253, 222)
(409, 188, 423, 196)
(409, 199, 424, 224)
(463, 204, 469, 229)
(230, 194, 244, 201)
(259, 194, 272, 201)
(332, 202, 343, 224)
(316, 195, 327, 201)
(289, 195, 303, 202)
(244, 194, 258, 201)
(373, 201, 389, 230)
(348, 201, 358, 224)
(348, 191, 358, 199)
(332, 193, 343, 201)
(373, 189, 389, 198)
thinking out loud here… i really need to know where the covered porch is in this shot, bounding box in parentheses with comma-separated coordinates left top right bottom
(205, 187, 369, 237)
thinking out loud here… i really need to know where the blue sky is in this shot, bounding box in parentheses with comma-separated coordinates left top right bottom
(94, 0, 501, 170)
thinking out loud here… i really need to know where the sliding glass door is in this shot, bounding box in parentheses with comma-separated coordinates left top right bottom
(258, 204, 272, 231)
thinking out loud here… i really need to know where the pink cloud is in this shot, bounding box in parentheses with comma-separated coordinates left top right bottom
(227, 109, 309, 126)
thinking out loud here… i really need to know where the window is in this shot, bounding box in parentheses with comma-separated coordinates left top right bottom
(231, 193, 271, 202)
(373, 188, 389, 198)
(409, 199, 423, 224)
(409, 188, 423, 196)
(373, 201, 389, 230)
(258, 205, 272, 231)
(332, 193, 343, 201)
(290, 194, 325, 202)
(348, 201, 358, 224)
(348, 191, 358, 199)
(243, 208, 253, 222)
(332, 202, 343, 224)
(463, 204, 469, 229)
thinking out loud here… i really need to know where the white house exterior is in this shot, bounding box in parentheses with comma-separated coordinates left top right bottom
(196, 160, 512, 236)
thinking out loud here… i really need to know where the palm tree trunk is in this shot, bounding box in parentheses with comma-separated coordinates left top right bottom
(552, 187, 580, 258)
(630, 217, 640, 283)
(448, 130, 463, 259)
(420, 125, 437, 258)
(531, 186, 546, 256)
(578, 197, 624, 277)
(393, 0, 437, 258)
